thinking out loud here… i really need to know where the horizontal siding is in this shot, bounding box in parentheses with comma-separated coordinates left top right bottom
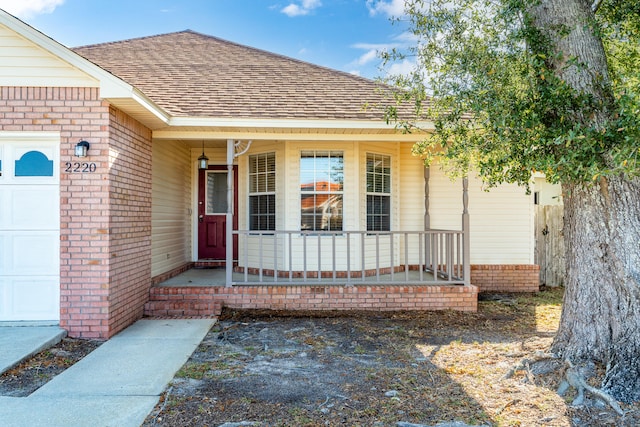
(534, 177, 563, 206)
(151, 140, 192, 276)
(398, 142, 425, 231)
(429, 167, 534, 264)
(0, 26, 97, 87)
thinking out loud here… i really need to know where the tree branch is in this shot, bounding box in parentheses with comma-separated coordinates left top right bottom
(591, 0, 603, 13)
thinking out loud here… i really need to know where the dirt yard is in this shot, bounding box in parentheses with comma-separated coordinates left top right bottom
(3, 287, 638, 426)
(141, 288, 639, 426)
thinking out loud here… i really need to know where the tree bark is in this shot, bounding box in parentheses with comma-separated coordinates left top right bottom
(527, 0, 640, 403)
(559, 178, 640, 403)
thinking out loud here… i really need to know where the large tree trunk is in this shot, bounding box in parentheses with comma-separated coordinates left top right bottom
(529, 0, 640, 402)
(558, 178, 640, 403)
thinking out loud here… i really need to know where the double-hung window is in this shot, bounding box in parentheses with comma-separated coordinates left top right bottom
(366, 153, 391, 231)
(249, 152, 276, 230)
(300, 151, 344, 231)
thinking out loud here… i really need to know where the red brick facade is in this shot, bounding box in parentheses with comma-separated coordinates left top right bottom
(104, 107, 152, 336)
(0, 87, 152, 338)
(470, 264, 540, 292)
(145, 283, 479, 317)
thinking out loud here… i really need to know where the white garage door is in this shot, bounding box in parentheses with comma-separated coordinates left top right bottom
(0, 133, 60, 323)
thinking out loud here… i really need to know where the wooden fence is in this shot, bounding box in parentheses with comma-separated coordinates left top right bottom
(535, 205, 565, 287)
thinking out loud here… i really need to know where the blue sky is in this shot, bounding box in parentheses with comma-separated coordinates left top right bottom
(0, 0, 415, 80)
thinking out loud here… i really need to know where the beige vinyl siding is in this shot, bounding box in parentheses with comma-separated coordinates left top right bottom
(151, 140, 192, 276)
(0, 26, 98, 87)
(397, 143, 429, 264)
(429, 166, 534, 264)
(398, 142, 426, 231)
(534, 176, 563, 206)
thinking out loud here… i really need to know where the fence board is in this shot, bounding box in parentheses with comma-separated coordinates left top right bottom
(535, 205, 565, 287)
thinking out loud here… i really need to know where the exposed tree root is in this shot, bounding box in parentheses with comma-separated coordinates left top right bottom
(504, 354, 624, 416)
(557, 360, 624, 416)
(502, 351, 558, 380)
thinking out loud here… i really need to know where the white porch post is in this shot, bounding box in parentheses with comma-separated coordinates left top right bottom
(225, 139, 234, 287)
(462, 177, 471, 285)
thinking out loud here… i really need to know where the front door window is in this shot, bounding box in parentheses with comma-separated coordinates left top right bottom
(206, 172, 228, 214)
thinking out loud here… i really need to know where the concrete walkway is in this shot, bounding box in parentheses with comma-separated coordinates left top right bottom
(0, 325, 67, 376)
(0, 318, 215, 427)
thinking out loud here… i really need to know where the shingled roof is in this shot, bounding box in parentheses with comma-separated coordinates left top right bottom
(72, 30, 397, 121)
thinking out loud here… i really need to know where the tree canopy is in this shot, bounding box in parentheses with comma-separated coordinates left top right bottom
(382, 0, 640, 188)
(380, 0, 640, 404)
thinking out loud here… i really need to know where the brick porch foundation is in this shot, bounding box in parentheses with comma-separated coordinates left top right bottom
(144, 284, 479, 317)
(471, 264, 540, 292)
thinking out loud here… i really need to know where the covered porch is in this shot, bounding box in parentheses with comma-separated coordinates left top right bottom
(146, 138, 477, 317)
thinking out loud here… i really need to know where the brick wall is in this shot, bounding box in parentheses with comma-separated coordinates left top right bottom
(471, 264, 540, 292)
(105, 106, 152, 336)
(145, 284, 479, 317)
(0, 87, 152, 338)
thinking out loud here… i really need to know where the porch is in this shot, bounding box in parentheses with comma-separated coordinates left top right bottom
(144, 273, 478, 318)
(144, 228, 478, 317)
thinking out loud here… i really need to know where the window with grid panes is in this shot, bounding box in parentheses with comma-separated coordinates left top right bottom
(249, 152, 276, 230)
(300, 151, 344, 231)
(366, 153, 391, 231)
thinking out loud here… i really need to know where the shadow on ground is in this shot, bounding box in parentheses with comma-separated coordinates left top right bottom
(140, 288, 586, 426)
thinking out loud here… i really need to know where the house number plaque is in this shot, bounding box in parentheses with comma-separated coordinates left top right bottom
(65, 162, 97, 173)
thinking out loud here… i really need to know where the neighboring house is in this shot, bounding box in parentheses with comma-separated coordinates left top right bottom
(0, 9, 539, 339)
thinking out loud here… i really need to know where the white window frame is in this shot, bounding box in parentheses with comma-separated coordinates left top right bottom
(366, 152, 391, 231)
(300, 150, 344, 231)
(248, 152, 276, 231)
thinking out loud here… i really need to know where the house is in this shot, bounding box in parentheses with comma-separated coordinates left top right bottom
(0, 9, 539, 339)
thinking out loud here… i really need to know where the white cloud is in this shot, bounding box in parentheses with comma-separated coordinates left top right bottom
(0, 0, 65, 18)
(394, 31, 418, 43)
(281, 0, 321, 17)
(366, 0, 406, 18)
(385, 58, 416, 77)
(356, 49, 379, 66)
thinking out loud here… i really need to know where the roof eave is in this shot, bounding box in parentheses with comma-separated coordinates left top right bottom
(1, 8, 170, 128)
(153, 117, 434, 142)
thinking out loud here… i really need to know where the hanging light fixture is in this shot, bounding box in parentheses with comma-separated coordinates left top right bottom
(74, 140, 90, 157)
(198, 141, 209, 170)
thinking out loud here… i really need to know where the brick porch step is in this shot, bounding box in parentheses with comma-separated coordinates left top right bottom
(144, 287, 224, 318)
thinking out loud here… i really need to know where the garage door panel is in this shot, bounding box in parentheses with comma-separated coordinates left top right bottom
(9, 188, 59, 229)
(8, 232, 59, 275)
(0, 134, 60, 322)
(0, 188, 7, 229)
(0, 278, 59, 321)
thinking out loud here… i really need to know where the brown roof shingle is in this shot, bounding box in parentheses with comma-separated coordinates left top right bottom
(72, 30, 397, 121)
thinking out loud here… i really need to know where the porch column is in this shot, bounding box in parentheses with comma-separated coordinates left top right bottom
(225, 139, 234, 287)
(462, 177, 471, 285)
(424, 166, 430, 229)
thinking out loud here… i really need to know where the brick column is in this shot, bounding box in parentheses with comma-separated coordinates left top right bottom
(1, 87, 152, 338)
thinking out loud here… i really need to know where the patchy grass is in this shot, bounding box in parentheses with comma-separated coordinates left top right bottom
(141, 286, 640, 426)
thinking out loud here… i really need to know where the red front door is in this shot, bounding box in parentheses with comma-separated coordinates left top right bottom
(198, 166, 238, 260)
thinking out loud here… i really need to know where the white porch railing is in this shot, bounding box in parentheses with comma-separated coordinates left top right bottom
(227, 230, 469, 286)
